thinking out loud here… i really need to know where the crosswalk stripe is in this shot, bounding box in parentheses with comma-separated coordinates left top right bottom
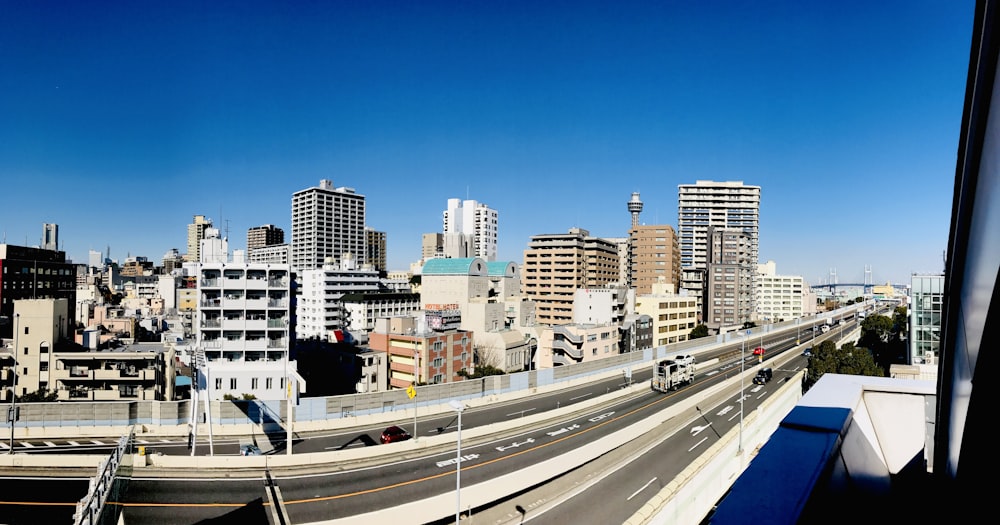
(160, 439, 171, 443)
(90, 440, 104, 445)
(21, 442, 35, 448)
(68, 441, 80, 446)
(0, 443, 8, 449)
(44, 441, 57, 447)
(136, 439, 150, 444)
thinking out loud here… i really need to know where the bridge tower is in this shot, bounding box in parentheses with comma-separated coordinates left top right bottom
(829, 268, 838, 293)
(864, 265, 873, 294)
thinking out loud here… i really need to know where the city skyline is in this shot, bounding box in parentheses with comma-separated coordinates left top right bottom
(0, 1, 974, 284)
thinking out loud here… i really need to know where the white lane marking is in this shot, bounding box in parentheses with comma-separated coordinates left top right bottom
(570, 393, 592, 401)
(688, 437, 708, 452)
(546, 424, 580, 437)
(506, 408, 536, 417)
(68, 441, 80, 446)
(690, 423, 712, 436)
(90, 440, 104, 445)
(21, 442, 35, 448)
(496, 438, 535, 452)
(136, 439, 150, 444)
(627, 478, 658, 501)
(0, 443, 8, 449)
(44, 441, 57, 447)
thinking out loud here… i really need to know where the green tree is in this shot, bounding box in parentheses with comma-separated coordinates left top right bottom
(17, 389, 59, 402)
(457, 365, 506, 379)
(689, 324, 710, 339)
(804, 340, 884, 391)
(741, 321, 757, 329)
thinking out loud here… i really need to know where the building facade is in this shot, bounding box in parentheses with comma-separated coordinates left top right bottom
(442, 198, 498, 261)
(535, 323, 620, 368)
(185, 215, 213, 262)
(368, 314, 473, 389)
(365, 227, 387, 273)
(522, 228, 619, 326)
(704, 227, 756, 333)
(247, 224, 285, 252)
(629, 224, 681, 295)
(291, 179, 366, 272)
(193, 260, 293, 400)
(295, 254, 381, 341)
(634, 278, 700, 347)
(0, 244, 77, 340)
(909, 273, 944, 365)
(678, 180, 760, 315)
(756, 261, 808, 323)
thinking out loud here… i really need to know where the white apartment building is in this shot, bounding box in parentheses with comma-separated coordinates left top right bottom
(536, 323, 620, 368)
(678, 180, 761, 314)
(573, 286, 633, 327)
(247, 244, 289, 265)
(634, 278, 700, 346)
(296, 253, 381, 341)
(756, 261, 808, 322)
(291, 179, 366, 272)
(341, 292, 422, 343)
(442, 198, 498, 261)
(192, 257, 294, 401)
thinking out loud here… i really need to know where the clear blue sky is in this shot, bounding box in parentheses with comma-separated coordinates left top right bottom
(0, 0, 974, 285)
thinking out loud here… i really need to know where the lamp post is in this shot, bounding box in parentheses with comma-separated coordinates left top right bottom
(8, 313, 19, 454)
(448, 399, 465, 523)
(739, 329, 747, 454)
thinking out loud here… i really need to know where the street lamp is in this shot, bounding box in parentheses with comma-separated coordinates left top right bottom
(448, 399, 466, 523)
(8, 313, 19, 454)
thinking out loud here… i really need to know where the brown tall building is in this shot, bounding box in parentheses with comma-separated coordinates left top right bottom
(247, 224, 285, 252)
(522, 228, 619, 326)
(628, 225, 681, 295)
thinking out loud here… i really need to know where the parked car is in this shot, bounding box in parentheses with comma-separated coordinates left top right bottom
(802, 348, 813, 357)
(380, 425, 412, 444)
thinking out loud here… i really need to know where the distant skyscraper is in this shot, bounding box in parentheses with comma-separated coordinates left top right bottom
(185, 215, 213, 262)
(42, 223, 58, 251)
(366, 227, 387, 272)
(442, 198, 498, 261)
(247, 224, 284, 252)
(678, 180, 761, 325)
(627, 192, 644, 229)
(291, 179, 366, 272)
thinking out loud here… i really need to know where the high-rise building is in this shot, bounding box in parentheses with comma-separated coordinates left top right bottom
(629, 225, 681, 295)
(678, 180, 761, 324)
(291, 179, 366, 272)
(0, 244, 76, 340)
(42, 223, 58, 251)
(366, 227, 387, 272)
(704, 227, 755, 332)
(522, 228, 619, 326)
(442, 198, 498, 261)
(421, 233, 444, 261)
(247, 225, 284, 252)
(185, 215, 213, 262)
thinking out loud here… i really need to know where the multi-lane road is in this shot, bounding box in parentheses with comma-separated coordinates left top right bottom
(0, 323, 846, 524)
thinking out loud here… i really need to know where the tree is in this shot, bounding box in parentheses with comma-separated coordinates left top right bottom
(858, 308, 908, 373)
(17, 389, 59, 402)
(804, 340, 884, 391)
(689, 324, 710, 339)
(457, 365, 506, 379)
(741, 321, 757, 329)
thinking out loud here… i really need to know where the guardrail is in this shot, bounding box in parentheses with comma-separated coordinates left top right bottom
(73, 427, 134, 525)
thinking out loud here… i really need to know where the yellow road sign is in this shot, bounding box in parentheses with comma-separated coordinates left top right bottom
(406, 385, 416, 399)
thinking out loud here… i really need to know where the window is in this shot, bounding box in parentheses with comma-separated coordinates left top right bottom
(23, 326, 28, 335)
(229, 378, 237, 389)
(432, 357, 443, 367)
(266, 378, 273, 389)
(215, 378, 222, 389)
(40, 362, 48, 372)
(251, 378, 259, 389)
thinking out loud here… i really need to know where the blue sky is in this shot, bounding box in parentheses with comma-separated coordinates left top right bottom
(0, 1, 974, 285)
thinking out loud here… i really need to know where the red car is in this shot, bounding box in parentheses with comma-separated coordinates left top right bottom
(380, 425, 412, 444)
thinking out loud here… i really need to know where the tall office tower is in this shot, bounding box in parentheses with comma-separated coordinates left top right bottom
(628, 225, 681, 295)
(0, 244, 76, 340)
(42, 223, 58, 251)
(704, 227, 756, 332)
(247, 224, 285, 252)
(422, 233, 444, 261)
(522, 228, 619, 326)
(678, 180, 761, 325)
(627, 192, 644, 229)
(291, 179, 366, 272)
(185, 215, 213, 262)
(366, 227, 387, 272)
(442, 198, 498, 261)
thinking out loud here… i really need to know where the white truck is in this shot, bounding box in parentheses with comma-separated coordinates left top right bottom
(651, 359, 695, 393)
